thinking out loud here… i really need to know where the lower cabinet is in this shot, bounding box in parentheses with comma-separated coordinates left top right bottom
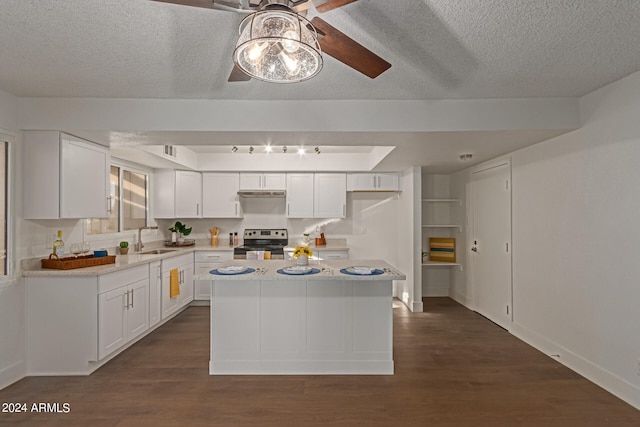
(149, 260, 162, 328)
(161, 253, 194, 320)
(98, 265, 149, 360)
(317, 249, 349, 260)
(194, 250, 233, 300)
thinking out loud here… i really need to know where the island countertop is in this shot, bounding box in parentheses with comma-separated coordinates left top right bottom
(196, 259, 405, 281)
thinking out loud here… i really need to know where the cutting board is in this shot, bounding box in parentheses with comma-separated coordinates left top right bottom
(429, 238, 456, 263)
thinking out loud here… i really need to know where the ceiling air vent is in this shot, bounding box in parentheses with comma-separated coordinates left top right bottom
(163, 145, 177, 158)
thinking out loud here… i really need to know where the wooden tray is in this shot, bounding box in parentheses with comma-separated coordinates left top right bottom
(164, 239, 195, 247)
(41, 254, 116, 270)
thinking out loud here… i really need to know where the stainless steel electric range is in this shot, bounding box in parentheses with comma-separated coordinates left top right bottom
(233, 228, 288, 260)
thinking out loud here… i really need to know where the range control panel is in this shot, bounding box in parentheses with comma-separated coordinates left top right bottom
(243, 229, 288, 240)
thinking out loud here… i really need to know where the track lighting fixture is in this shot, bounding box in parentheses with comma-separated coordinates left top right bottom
(249, 146, 254, 154)
(314, 146, 320, 154)
(282, 145, 288, 153)
(231, 145, 238, 153)
(298, 147, 305, 155)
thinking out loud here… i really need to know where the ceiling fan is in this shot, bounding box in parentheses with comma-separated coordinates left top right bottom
(151, 0, 391, 82)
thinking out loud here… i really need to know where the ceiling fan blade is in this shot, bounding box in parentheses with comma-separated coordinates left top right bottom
(311, 17, 391, 79)
(313, 0, 359, 13)
(228, 64, 252, 82)
(150, 0, 216, 10)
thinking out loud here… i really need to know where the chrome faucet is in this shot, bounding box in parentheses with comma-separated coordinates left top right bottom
(135, 226, 159, 252)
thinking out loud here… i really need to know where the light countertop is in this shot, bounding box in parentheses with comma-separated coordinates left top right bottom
(196, 259, 405, 281)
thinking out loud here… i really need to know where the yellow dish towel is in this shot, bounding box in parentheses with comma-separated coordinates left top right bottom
(170, 268, 180, 298)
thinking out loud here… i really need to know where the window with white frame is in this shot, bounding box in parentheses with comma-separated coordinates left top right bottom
(86, 164, 148, 235)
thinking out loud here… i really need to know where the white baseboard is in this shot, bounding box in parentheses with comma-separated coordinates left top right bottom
(449, 290, 471, 308)
(511, 322, 640, 410)
(411, 300, 423, 312)
(0, 360, 25, 391)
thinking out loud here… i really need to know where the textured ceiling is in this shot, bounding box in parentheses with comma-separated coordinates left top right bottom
(1, 0, 640, 100)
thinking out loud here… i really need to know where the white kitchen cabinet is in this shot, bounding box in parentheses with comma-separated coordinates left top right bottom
(347, 173, 399, 192)
(239, 173, 286, 190)
(314, 173, 346, 218)
(97, 265, 149, 359)
(194, 250, 233, 300)
(153, 170, 202, 218)
(286, 173, 315, 218)
(149, 261, 162, 328)
(175, 171, 202, 218)
(161, 253, 194, 320)
(202, 173, 243, 218)
(287, 173, 347, 218)
(24, 131, 110, 219)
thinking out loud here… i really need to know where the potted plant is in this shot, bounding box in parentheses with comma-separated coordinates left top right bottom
(169, 221, 192, 244)
(119, 241, 129, 255)
(293, 245, 313, 266)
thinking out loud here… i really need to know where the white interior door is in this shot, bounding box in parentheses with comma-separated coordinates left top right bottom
(471, 160, 512, 330)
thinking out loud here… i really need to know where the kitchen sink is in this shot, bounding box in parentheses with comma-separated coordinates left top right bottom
(138, 249, 179, 255)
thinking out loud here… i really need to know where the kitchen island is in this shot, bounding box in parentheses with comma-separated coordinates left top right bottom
(197, 259, 405, 375)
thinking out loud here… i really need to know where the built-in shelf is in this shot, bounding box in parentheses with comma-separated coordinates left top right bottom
(422, 261, 463, 271)
(422, 198, 462, 206)
(422, 224, 462, 232)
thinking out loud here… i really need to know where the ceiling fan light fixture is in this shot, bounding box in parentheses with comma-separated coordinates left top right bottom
(233, 8, 323, 83)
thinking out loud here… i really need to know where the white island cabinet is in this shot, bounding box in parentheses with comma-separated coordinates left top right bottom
(24, 131, 110, 219)
(204, 259, 405, 375)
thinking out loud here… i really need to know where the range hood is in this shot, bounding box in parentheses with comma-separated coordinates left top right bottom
(237, 190, 286, 198)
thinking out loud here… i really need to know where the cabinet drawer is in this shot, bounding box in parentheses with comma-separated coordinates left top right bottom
(99, 264, 149, 294)
(161, 253, 194, 273)
(317, 250, 349, 260)
(194, 251, 233, 263)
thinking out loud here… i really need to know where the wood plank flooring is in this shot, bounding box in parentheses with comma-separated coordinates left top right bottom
(1, 297, 639, 426)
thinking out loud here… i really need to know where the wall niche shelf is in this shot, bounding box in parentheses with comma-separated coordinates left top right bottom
(422, 224, 462, 232)
(422, 261, 463, 271)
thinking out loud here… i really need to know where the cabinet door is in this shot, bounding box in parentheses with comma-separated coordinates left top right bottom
(179, 264, 194, 307)
(314, 173, 346, 218)
(239, 173, 263, 190)
(126, 279, 149, 341)
(262, 173, 286, 190)
(286, 173, 314, 218)
(98, 287, 126, 359)
(153, 170, 176, 219)
(375, 173, 399, 191)
(60, 134, 110, 218)
(347, 173, 376, 191)
(149, 262, 162, 327)
(202, 173, 242, 218)
(175, 171, 202, 218)
(161, 271, 180, 320)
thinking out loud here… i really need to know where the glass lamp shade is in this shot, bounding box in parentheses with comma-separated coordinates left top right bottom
(233, 10, 323, 83)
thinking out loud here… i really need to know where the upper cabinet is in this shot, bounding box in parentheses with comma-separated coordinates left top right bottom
(239, 173, 286, 190)
(24, 131, 110, 219)
(314, 173, 347, 218)
(347, 173, 399, 192)
(286, 173, 314, 218)
(154, 170, 202, 219)
(202, 173, 243, 218)
(286, 173, 346, 219)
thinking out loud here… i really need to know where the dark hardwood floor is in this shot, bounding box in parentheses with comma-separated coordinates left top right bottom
(1, 297, 639, 426)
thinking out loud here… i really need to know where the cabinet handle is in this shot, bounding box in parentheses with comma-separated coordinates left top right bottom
(235, 202, 238, 216)
(130, 289, 134, 308)
(287, 203, 290, 216)
(343, 203, 346, 217)
(107, 196, 112, 214)
(125, 290, 129, 309)
(197, 203, 200, 216)
(378, 176, 381, 188)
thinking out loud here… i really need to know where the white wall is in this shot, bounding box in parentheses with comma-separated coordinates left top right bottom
(452, 70, 640, 409)
(396, 167, 422, 312)
(0, 89, 23, 389)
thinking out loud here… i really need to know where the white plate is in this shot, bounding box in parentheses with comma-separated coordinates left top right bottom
(346, 266, 375, 275)
(217, 266, 249, 275)
(282, 266, 313, 275)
